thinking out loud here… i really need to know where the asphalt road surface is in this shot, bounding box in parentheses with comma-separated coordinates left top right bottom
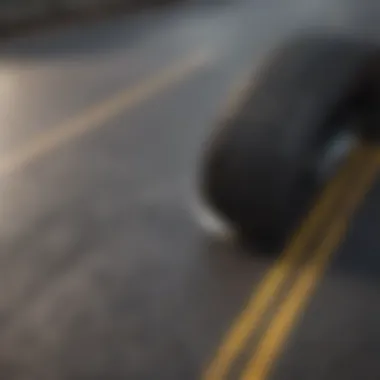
(1, 1, 380, 379)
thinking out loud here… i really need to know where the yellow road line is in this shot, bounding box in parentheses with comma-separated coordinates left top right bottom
(240, 147, 379, 380)
(0, 51, 212, 177)
(202, 147, 365, 380)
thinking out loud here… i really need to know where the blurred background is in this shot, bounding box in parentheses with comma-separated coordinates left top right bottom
(0, 0, 180, 31)
(0, 1, 380, 380)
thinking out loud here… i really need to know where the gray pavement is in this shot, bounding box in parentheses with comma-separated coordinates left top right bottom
(272, 178, 380, 380)
(0, 1, 380, 379)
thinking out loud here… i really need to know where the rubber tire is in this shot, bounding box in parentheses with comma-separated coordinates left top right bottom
(200, 32, 380, 251)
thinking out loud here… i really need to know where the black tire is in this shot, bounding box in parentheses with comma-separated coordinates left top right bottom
(200, 32, 380, 251)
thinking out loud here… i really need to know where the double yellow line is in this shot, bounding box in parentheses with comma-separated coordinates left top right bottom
(203, 145, 380, 380)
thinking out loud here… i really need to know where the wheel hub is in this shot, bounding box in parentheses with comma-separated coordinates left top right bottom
(316, 129, 359, 184)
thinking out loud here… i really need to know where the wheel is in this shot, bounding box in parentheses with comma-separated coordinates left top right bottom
(199, 32, 380, 251)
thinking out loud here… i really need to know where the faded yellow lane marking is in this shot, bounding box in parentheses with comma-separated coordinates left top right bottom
(203, 146, 366, 380)
(241, 147, 379, 380)
(0, 51, 212, 177)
